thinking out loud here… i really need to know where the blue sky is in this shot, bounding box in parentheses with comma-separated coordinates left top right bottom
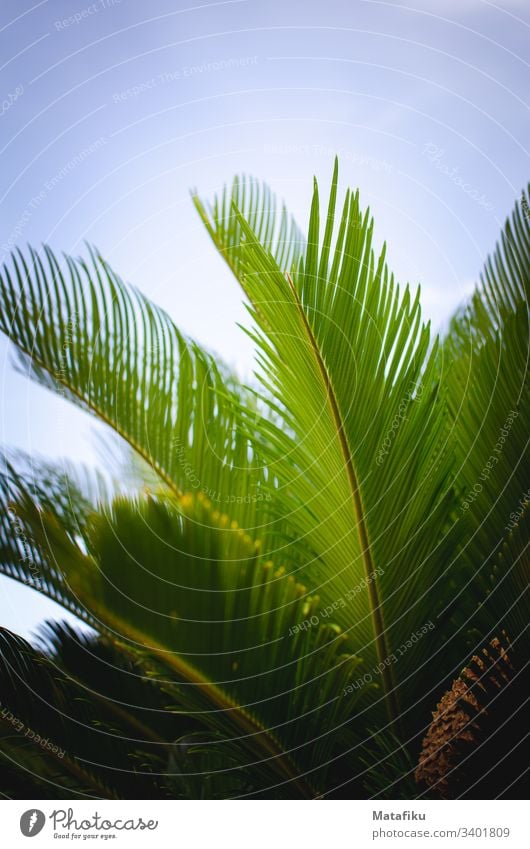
(1, 0, 529, 637)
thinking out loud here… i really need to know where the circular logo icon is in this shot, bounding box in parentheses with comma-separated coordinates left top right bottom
(20, 810, 46, 837)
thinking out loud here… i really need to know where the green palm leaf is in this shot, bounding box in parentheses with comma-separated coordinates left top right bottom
(443, 188, 529, 570)
(0, 626, 168, 799)
(194, 173, 305, 277)
(0, 456, 101, 621)
(194, 159, 455, 729)
(1, 158, 527, 799)
(2, 462, 363, 796)
(439, 189, 529, 664)
(0, 246, 268, 534)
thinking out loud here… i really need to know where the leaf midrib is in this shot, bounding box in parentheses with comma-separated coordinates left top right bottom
(284, 273, 399, 724)
(195, 198, 400, 722)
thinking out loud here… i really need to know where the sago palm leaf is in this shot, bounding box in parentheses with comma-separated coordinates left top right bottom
(0, 456, 102, 622)
(194, 159, 456, 732)
(443, 188, 529, 572)
(194, 173, 306, 277)
(0, 245, 269, 535)
(2, 463, 364, 797)
(1, 158, 527, 799)
(438, 189, 529, 666)
(0, 626, 173, 798)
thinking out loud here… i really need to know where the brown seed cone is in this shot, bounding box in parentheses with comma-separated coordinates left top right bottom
(415, 636, 523, 798)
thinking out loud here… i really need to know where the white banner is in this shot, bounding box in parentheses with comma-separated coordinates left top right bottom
(0, 799, 526, 848)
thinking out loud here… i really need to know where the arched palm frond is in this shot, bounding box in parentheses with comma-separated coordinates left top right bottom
(1, 462, 365, 797)
(440, 189, 529, 659)
(194, 159, 457, 733)
(0, 159, 527, 800)
(0, 625, 176, 799)
(0, 245, 271, 537)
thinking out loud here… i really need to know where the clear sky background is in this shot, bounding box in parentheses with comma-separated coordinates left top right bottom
(1, 0, 529, 638)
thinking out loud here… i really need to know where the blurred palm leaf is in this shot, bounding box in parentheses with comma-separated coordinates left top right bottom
(2, 466, 363, 796)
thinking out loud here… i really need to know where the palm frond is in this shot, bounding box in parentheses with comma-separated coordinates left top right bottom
(0, 627, 172, 798)
(1, 159, 527, 799)
(0, 456, 99, 621)
(0, 245, 269, 534)
(1, 464, 364, 796)
(194, 159, 456, 730)
(440, 189, 529, 655)
(64, 491, 364, 796)
(193, 173, 305, 278)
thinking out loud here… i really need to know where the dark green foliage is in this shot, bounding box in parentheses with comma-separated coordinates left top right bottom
(0, 162, 528, 798)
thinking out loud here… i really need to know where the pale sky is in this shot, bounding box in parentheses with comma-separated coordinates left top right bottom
(1, 0, 529, 636)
